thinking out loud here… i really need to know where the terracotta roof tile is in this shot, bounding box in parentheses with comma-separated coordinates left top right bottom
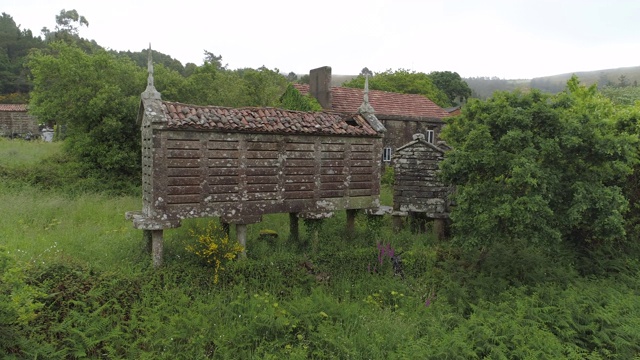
(293, 84, 449, 119)
(161, 101, 380, 137)
(0, 104, 28, 112)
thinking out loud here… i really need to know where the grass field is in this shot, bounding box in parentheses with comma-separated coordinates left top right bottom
(1, 139, 640, 359)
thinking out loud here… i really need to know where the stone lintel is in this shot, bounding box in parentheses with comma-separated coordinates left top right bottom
(221, 214, 262, 225)
(132, 216, 181, 230)
(364, 206, 393, 216)
(391, 210, 409, 217)
(298, 211, 334, 220)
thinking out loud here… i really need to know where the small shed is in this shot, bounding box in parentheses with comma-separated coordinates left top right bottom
(392, 133, 452, 238)
(127, 51, 386, 266)
(0, 104, 39, 138)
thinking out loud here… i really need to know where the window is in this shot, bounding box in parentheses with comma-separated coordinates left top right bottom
(425, 129, 435, 144)
(383, 147, 392, 162)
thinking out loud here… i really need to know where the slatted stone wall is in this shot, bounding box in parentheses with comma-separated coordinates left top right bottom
(0, 107, 39, 137)
(147, 131, 380, 223)
(392, 134, 451, 218)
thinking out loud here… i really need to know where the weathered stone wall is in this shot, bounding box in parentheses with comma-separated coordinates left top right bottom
(0, 111, 39, 137)
(392, 135, 450, 218)
(381, 116, 444, 155)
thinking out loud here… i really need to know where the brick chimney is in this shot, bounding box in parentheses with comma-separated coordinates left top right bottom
(309, 66, 332, 110)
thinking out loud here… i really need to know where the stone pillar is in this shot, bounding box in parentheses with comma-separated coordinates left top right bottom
(151, 230, 164, 267)
(303, 218, 323, 254)
(392, 215, 404, 232)
(346, 209, 358, 237)
(433, 218, 446, 241)
(289, 213, 299, 241)
(236, 224, 247, 258)
(143, 230, 152, 254)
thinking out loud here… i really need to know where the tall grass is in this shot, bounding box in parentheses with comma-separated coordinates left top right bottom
(0, 189, 141, 269)
(0, 138, 62, 168)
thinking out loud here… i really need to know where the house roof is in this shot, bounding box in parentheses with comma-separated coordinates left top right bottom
(161, 101, 381, 137)
(293, 84, 450, 119)
(0, 104, 27, 112)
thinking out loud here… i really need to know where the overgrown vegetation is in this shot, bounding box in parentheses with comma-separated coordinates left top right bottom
(441, 76, 639, 250)
(342, 69, 452, 108)
(1, 140, 640, 358)
(1, 9, 640, 358)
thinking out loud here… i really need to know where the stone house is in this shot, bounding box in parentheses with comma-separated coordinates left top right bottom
(0, 104, 39, 137)
(294, 66, 451, 165)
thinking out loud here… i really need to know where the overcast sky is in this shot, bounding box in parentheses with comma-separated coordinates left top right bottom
(5, 0, 640, 79)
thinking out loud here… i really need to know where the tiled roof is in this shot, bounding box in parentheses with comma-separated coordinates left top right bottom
(293, 84, 450, 119)
(0, 104, 27, 112)
(161, 101, 380, 136)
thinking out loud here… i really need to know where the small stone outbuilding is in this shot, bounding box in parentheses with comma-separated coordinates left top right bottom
(0, 104, 39, 138)
(392, 133, 452, 239)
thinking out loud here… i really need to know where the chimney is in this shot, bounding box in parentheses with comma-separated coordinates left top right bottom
(309, 66, 332, 110)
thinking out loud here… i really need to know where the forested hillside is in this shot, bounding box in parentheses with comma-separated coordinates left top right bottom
(465, 66, 640, 99)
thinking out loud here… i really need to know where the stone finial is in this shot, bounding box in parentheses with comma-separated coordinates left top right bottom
(413, 133, 426, 141)
(358, 73, 375, 115)
(142, 43, 161, 100)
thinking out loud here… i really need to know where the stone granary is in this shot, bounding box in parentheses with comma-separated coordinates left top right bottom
(392, 133, 452, 239)
(294, 67, 451, 165)
(127, 51, 386, 267)
(0, 104, 39, 138)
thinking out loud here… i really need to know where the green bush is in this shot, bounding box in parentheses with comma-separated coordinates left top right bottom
(0, 247, 43, 357)
(381, 165, 395, 185)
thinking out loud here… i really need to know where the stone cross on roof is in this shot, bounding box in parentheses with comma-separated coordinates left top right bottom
(142, 43, 161, 100)
(358, 73, 376, 116)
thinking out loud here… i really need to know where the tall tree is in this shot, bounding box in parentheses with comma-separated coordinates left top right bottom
(54, 9, 88, 36)
(427, 71, 472, 105)
(279, 84, 322, 111)
(28, 42, 145, 178)
(286, 71, 297, 82)
(237, 66, 288, 107)
(342, 69, 450, 108)
(0, 13, 44, 96)
(41, 9, 98, 53)
(440, 76, 638, 249)
(114, 49, 186, 76)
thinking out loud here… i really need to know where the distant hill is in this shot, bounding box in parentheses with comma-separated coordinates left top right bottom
(529, 66, 640, 93)
(463, 78, 530, 99)
(464, 66, 640, 99)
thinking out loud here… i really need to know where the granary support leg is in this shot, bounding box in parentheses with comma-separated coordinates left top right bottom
(151, 230, 164, 268)
(433, 218, 446, 241)
(220, 220, 230, 238)
(143, 230, 152, 254)
(346, 209, 358, 237)
(303, 219, 323, 255)
(392, 215, 404, 232)
(289, 213, 299, 241)
(236, 224, 247, 258)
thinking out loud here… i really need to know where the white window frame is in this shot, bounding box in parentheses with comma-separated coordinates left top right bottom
(425, 129, 435, 144)
(383, 147, 392, 162)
